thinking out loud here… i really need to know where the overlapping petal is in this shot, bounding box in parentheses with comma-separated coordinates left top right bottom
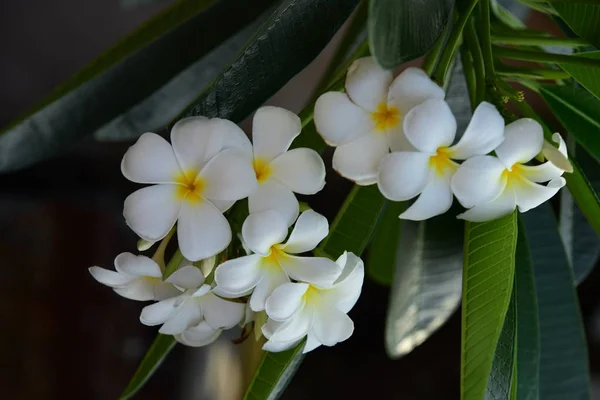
(514, 177, 566, 213)
(265, 282, 309, 321)
(451, 155, 507, 209)
(345, 57, 393, 111)
(283, 210, 329, 254)
(114, 252, 162, 278)
(314, 92, 373, 146)
(387, 67, 445, 113)
(121, 132, 182, 184)
(312, 306, 354, 346)
(403, 99, 457, 154)
(215, 255, 263, 296)
(177, 200, 231, 261)
(249, 180, 299, 228)
(123, 185, 181, 241)
(249, 268, 290, 312)
(242, 210, 288, 256)
(165, 265, 205, 290)
(279, 255, 341, 287)
(270, 148, 326, 194)
(332, 132, 389, 184)
(399, 174, 453, 221)
(377, 152, 431, 201)
(200, 148, 257, 201)
(252, 106, 301, 162)
(495, 119, 544, 167)
(88, 267, 133, 287)
(457, 188, 517, 222)
(176, 321, 221, 347)
(202, 292, 245, 329)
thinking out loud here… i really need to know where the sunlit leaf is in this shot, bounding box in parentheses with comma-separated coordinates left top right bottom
(558, 51, 600, 101)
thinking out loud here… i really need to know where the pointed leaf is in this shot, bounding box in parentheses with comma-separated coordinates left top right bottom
(553, 2, 600, 49)
(559, 51, 600, 101)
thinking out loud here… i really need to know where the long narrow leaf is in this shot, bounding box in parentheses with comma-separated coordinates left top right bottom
(553, 2, 600, 49)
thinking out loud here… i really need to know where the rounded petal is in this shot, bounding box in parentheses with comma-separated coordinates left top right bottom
(345, 57, 393, 111)
(214, 254, 263, 296)
(263, 338, 302, 352)
(312, 307, 354, 346)
(176, 321, 221, 347)
(165, 265, 205, 290)
(447, 102, 505, 160)
(249, 180, 299, 228)
(457, 188, 517, 222)
(495, 118, 544, 167)
(265, 283, 309, 321)
(123, 185, 181, 241)
(283, 210, 329, 254)
(140, 297, 178, 326)
(314, 92, 373, 146)
(386, 124, 416, 152)
(249, 268, 290, 312)
(270, 149, 326, 195)
(200, 148, 257, 201)
(177, 200, 231, 261)
(242, 210, 289, 256)
(319, 252, 364, 313)
(153, 282, 182, 301)
(403, 99, 457, 153)
(302, 331, 322, 354)
(159, 300, 203, 335)
(451, 155, 507, 208)
(514, 177, 566, 213)
(399, 174, 453, 221)
(121, 132, 181, 184)
(201, 292, 245, 329)
(377, 152, 431, 201)
(518, 162, 564, 183)
(332, 133, 389, 183)
(268, 308, 313, 342)
(113, 279, 156, 301)
(252, 106, 301, 162)
(89, 266, 133, 288)
(542, 133, 572, 173)
(279, 256, 341, 287)
(387, 67, 445, 113)
(114, 252, 162, 278)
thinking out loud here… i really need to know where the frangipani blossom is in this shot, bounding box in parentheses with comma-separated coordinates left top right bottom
(122, 117, 257, 261)
(89, 252, 179, 301)
(214, 209, 341, 312)
(262, 251, 364, 353)
(140, 265, 245, 336)
(314, 57, 445, 184)
(452, 119, 568, 222)
(248, 107, 326, 226)
(377, 100, 505, 220)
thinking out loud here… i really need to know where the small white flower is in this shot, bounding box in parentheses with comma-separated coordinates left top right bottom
(314, 57, 445, 184)
(452, 119, 568, 222)
(262, 251, 364, 354)
(140, 265, 245, 337)
(248, 106, 326, 227)
(121, 117, 258, 261)
(89, 252, 180, 301)
(214, 209, 341, 312)
(377, 100, 505, 220)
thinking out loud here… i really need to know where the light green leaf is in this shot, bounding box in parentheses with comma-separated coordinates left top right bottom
(120, 334, 176, 400)
(461, 213, 518, 400)
(558, 51, 600, 101)
(490, 0, 525, 29)
(368, 0, 454, 69)
(553, 2, 600, 49)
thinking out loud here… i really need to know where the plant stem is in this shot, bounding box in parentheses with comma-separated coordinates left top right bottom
(151, 227, 176, 271)
(478, 0, 496, 79)
(460, 47, 477, 108)
(464, 19, 486, 105)
(493, 46, 600, 68)
(164, 248, 184, 278)
(492, 34, 589, 47)
(496, 66, 571, 81)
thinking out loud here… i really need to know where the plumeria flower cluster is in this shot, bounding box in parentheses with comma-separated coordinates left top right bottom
(90, 106, 364, 353)
(314, 56, 572, 222)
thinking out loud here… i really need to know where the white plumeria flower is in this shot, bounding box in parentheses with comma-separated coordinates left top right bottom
(377, 100, 505, 220)
(314, 57, 445, 185)
(89, 252, 180, 301)
(452, 119, 568, 222)
(121, 117, 258, 262)
(140, 265, 245, 336)
(214, 209, 341, 312)
(262, 251, 364, 354)
(248, 106, 326, 227)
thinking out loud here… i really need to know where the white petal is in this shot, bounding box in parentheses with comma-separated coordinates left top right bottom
(279, 255, 341, 287)
(252, 106, 301, 162)
(377, 152, 431, 201)
(457, 188, 517, 222)
(386, 124, 416, 152)
(447, 102, 505, 160)
(249, 180, 299, 228)
(124, 185, 181, 241)
(121, 132, 181, 184)
(542, 133, 572, 172)
(114, 252, 162, 278)
(399, 174, 453, 221)
(313, 92, 373, 146)
(332, 133, 389, 183)
(302, 331, 322, 354)
(176, 321, 221, 347)
(140, 297, 178, 326)
(153, 282, 182, 301)
(210, 199, 236, 213)
(321, 252, 365, 313)
(159, 300, 203, 335)
(270, 149, 325, 195)
(268, 307, 313, 342)
(514, 177, 566, 213)
(312, 306, 354, 346)
(249, 268, 290, 312)
(518, 162, 564, 183)
(115, 279, 157, 301)
(165, 265, 205, 289)
(201, 292, 245, 329)
(214, 254, 263, 296)
(265, 282, 309, 321)
(283, 210, 329, 254)
(387, 67, 445, 113)
(345, 57, 393, 111)
(495, 118, 544, 167)
(263, 338, 302, 352)
(200, 148, 257, 201)
(177, 200, 231, 261)
(451, 155, 507, 208)
(211, 118, 254, 154)
(242, 210, 289, 256)
(403, 99, 457, 153)
(89, 266, 133, 288)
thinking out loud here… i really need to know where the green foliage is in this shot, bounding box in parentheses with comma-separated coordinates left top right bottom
(368, 0, 454, 69)
(559, 51, 600, 101)
(486, 290, 516, 399)
(553, 2, 600, 49)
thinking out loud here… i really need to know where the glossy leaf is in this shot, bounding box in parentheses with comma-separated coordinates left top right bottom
(368, 0, 454, 69)
(461, 213, 518, 400)
(0, 0, 276, 172)
(120, 334, 176, 400)
(559, 51, 600, 101)
(521, 204, 590, 400)
(553, 2, 600, 49)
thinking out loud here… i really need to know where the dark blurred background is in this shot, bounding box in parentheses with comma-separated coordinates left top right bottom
(1, 1, 599, 399)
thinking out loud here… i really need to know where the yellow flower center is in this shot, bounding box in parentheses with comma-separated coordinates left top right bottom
(429, 147, 458, 177)
(502, 163, 526, 188)
(253, 157, 272, 183)
(261, 245, 288, 271)
(303, 284, 321, 305)
(371, 103, 401, 132)
(174, 169, 205, 203)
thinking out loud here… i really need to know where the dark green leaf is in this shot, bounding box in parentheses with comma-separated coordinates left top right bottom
(368, 0, 454, 69)
(521, 204, 590, 400)
(558, 51, 600, 101)
(553, 2, 600, 49)
(120, 334, 176, 400)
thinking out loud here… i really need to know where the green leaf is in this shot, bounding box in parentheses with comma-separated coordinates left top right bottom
(539, 84, 600, 162)
(368, 0, 454, 69)
(558, 51, 600, 101)
(490, 0, 525, 30)
(553, 2, 600, 49)
(384, 210, 463, 359)
(461, 213, 518, 400)
(120, 334, 176, 400)
(0, 0, 277, 172)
